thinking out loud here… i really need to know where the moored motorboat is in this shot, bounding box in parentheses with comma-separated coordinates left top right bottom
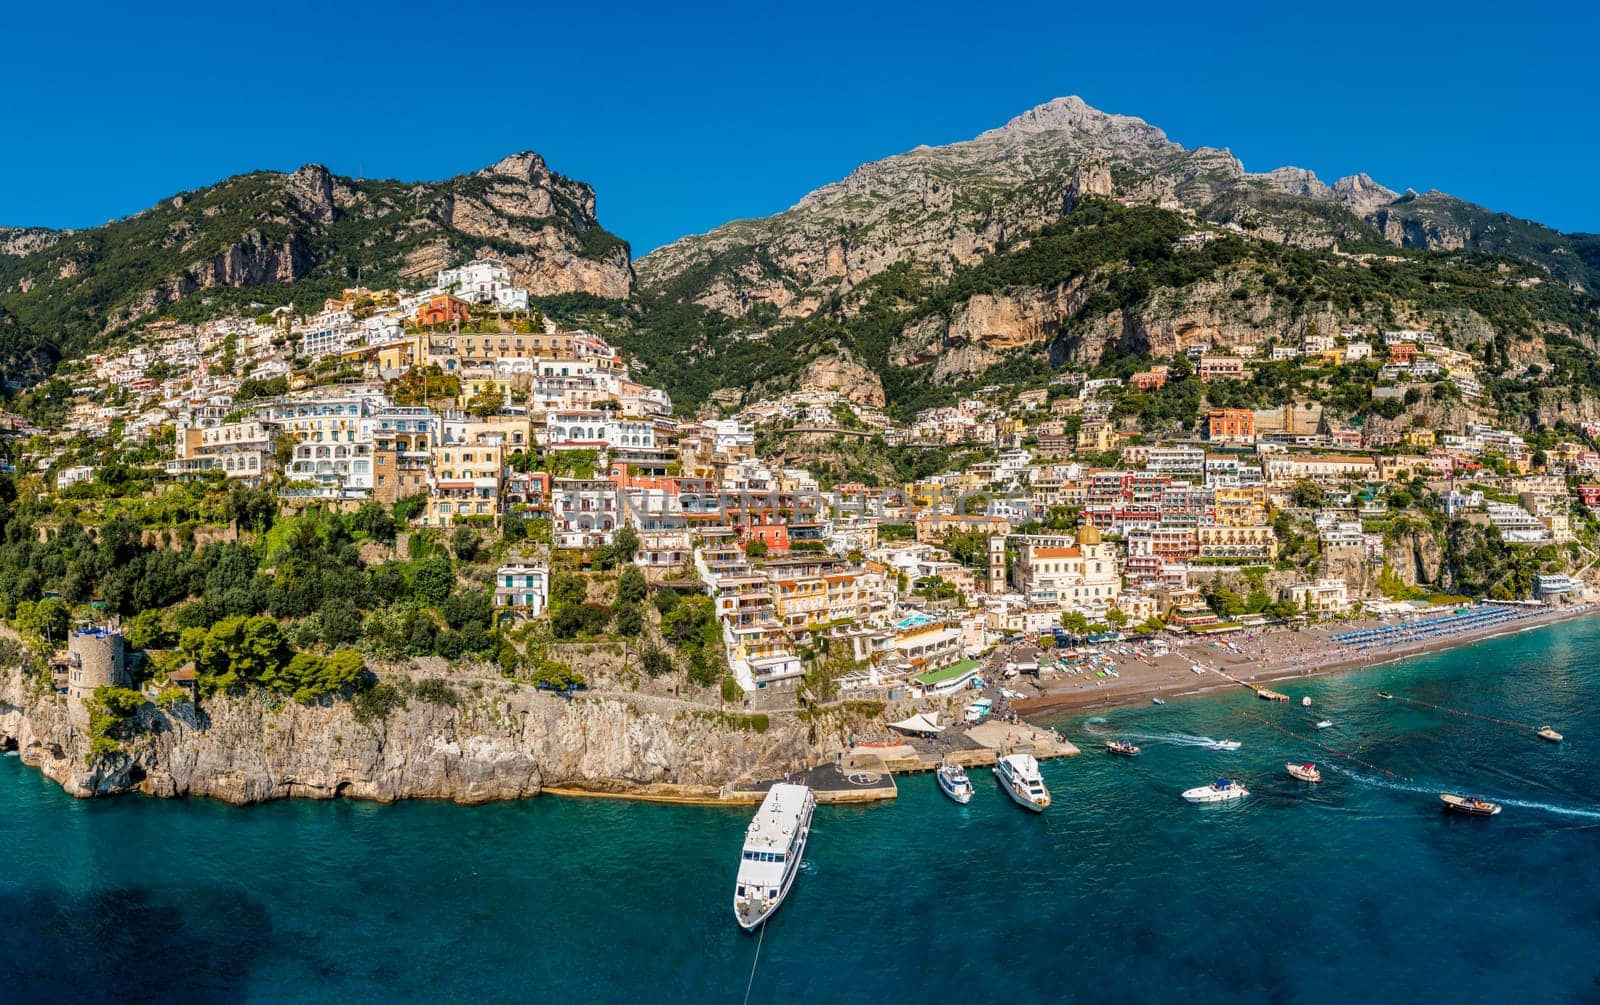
(1440, 793, 1501, 817)
(1301, 696, 1312, 708)
(1537, 726, 1563, 743)
(733, 783, 815, 930)
(1286, 762, 1322, 783)
(994, 753, 1051, 812)
(1152, 697, 1166, 705)
(1105, 740, 1141, 757)
(1183, 778, 1249, 803)
(935, 760, 974, 804)
(1315, 720, 1333, 730)
(1377, 691, 1394, 700)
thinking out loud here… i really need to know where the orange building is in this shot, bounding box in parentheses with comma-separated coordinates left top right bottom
(1207, 408, 1255, 443)
(416, 294, 472, 328)
(1131, 366, 1170, 390)
(1387, 343, 1418, 364)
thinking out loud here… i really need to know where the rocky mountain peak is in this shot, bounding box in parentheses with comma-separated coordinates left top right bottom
(485, 151, 551, 182)
(1260, 166, 1333, 200)
(979, 95, 1169, 147)
(1333, 172, 1400, 215)
(285, 164, 336, 224)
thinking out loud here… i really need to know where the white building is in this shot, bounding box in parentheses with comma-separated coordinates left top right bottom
(438, 260, 529, 311)
(493, 562, 549, 616)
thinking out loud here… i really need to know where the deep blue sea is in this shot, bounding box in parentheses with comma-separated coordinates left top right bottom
(5, 619, 1600, 1003)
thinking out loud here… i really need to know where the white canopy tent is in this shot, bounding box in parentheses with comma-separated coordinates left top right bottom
(888, 712, 943, 736)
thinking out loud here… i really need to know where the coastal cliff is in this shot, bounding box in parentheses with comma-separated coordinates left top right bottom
(0, 666, 828, 806)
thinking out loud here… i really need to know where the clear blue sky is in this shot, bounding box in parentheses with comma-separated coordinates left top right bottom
(8, 0, 1598, 254)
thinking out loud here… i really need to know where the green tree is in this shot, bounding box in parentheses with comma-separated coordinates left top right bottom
(465, 387, 506, 418)
(1290, 479, 1324, 508)
(413, 557, 455, 604)
(353, 502, 397, 543)
(617, 564, 648, 606)
(1060, 610, 1090, 634)
(13, 597, 68, 644)
(551, 574, 588, 610)
(613, 604, 643, 637)
(450, 525, 480, 562)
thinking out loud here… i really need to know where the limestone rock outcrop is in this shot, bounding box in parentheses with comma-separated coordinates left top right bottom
(0, 667, 826, 806)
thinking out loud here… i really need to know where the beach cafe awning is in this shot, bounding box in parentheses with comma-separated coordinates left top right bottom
(889, 712, 943, 736)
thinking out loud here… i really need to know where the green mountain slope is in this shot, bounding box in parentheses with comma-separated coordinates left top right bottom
(0, 153, 632, 374)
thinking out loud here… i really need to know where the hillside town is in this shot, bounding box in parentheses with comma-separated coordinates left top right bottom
(11, 257, 1599, 710)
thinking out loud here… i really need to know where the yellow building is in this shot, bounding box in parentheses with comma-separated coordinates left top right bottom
(772, 576, 828, 632)
(460, 370, 516, 406)
(1212, 486, 1269, 527)
(1196, 524, 1279, 560)
(424, 441, 504, 527)
(1402, 427, 1437, 449)
(1075, 421, 1116, 454)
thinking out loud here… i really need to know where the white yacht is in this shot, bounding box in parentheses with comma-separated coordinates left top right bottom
(994, 753, 1051, 812)
(936, 760, 974, 804)
(1182, 778, 1249, 803)
(733, 783, 815, 930)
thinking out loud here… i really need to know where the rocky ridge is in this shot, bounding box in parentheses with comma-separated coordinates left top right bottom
(0, 152, 633, 356)
(0, 666, 829, 805)
(639, 96, 1599, 321)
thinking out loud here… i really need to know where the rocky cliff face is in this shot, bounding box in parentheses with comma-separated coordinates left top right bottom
(639, 96, 1250, 316)
(0, 668, 824, 805)
(799, 351, 886, 407)
(636, 96, 1600, 403)
(0, 152, 633, 355)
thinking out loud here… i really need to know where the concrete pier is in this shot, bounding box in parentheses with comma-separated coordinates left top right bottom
(840, 721, 1079, 776)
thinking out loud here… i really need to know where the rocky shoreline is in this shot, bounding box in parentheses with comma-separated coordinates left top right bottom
(0, 666, 831, 807)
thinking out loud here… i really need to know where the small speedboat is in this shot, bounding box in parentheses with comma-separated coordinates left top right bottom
(1212, 739, 1242, 751)
(1183, 778, 1249, 803)
(1286, 762, 1322, 783)
(1315, 720, 1334, 730)
(936, 760, 974, 804)
(1440, 793, 1501, 817)
(1377, 692, 1394, 700)
(1537, 726, 1564, 743)
(1152, 697, 1166, 705)
(1105, 740, 1141, 757)
(1301, 696, 1312, 708)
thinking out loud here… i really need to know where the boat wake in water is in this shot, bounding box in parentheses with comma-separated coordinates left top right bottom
(1330, 766, 1600, 821)
(1114, 731, 1240, 750)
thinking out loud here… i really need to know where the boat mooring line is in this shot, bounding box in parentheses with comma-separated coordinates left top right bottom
(1381, 693, 1538, 732)
(1239, 711, 1411, 780)
(743, 923, 765, 1005)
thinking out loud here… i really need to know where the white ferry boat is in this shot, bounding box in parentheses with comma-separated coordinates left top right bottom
(733, 783, 815, 930)
(994, 753, 1051, 812)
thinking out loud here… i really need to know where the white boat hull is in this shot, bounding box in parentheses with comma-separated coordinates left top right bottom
(1182, 784, 1249, 803)
(734, 791, 814, 930)
(995, 770, 1049, 812)
(936, 769, 973, 805)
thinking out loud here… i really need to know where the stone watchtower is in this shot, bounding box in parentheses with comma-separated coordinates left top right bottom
(987, 535, 1008, 595)
(65, 626, 128, 705)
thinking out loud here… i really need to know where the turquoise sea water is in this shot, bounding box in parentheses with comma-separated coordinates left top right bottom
(5, 619, 1600, 1003)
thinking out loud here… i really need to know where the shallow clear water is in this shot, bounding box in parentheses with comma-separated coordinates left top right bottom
(4, 619, 1600, 1003)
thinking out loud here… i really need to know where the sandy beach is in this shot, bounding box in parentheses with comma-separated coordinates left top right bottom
(1011, 603, 1597, 718)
